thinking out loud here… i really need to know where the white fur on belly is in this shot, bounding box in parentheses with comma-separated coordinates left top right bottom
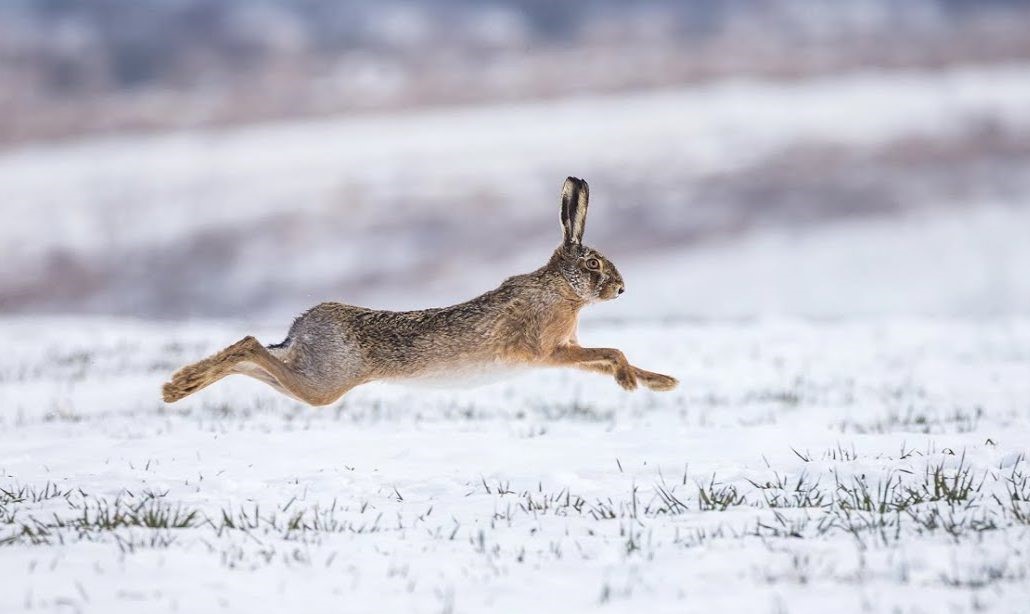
(387, 362, 529, 389)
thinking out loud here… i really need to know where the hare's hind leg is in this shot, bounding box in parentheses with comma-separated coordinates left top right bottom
(163, 336, 260, 402)
(163, 336, 354, 406)
(230, 342, 355, 406)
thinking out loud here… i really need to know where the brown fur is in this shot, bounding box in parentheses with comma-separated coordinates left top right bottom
(162, 177, 678, 406)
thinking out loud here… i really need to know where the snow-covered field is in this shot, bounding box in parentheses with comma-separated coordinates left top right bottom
(2, 317, 1028, 613)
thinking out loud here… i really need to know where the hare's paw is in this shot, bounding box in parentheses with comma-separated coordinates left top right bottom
(639, 372, 678, 392)
(162, 370, 201, 402)
(615, 367, 638, 391)
(162, 381, 188, 403)
(162, 363, 213, 402)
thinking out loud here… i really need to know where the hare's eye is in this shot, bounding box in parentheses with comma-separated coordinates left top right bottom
(586, 258, 601, 270)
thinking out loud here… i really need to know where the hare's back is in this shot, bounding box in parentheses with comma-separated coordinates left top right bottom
(288, 302, 447, 350)
(288, 302, 370, 336)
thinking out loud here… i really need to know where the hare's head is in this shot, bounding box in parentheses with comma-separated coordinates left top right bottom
(551, 177, 625, 302)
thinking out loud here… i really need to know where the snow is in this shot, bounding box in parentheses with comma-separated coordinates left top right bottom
(2, 317, 1029, 612)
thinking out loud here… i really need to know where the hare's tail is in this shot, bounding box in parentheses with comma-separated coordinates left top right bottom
(162, 336, 262, 403)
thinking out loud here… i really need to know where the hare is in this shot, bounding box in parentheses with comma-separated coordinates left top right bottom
(162, 177, 678, 406)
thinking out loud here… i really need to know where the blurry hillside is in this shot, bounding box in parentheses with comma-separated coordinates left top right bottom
(1, 0, 1029, 321)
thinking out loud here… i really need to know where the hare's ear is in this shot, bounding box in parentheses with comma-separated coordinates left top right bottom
(560, 176, 589, 246)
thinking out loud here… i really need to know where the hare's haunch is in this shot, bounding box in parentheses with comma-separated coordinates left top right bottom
(162, 177, 678, 406)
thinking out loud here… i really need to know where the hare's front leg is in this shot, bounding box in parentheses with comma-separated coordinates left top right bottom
(631, 367, 678, 391)
(548, 345, 639, 390)
(547, 345, 678, 392)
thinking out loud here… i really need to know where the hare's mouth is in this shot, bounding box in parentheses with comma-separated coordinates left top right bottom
(600, 285, 625, 300)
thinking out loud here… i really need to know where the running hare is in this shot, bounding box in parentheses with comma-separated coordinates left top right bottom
(162, 177, 678, 405)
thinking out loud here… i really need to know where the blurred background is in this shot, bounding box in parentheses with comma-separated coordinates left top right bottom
(1, 0, 1029, 322)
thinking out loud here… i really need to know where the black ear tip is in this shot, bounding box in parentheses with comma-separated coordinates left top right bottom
(562, 177, 589, 200)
